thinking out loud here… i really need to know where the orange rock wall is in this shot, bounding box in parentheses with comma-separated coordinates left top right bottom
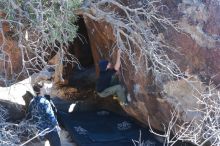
(83, 0, 220, 130)
(0, 12, 24, 86)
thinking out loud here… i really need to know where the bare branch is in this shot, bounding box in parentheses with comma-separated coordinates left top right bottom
(81, 0, 182, 83)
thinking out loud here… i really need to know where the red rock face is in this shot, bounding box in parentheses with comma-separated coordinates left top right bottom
(164, 0, 220, 84)
(83, 0, 220, 130)
(83, 15, 172, 129)
(200, 1, 220, 83)
(83, 16, 115, 75)
(204, 1, 220, 35)
(0, 13, 24, 86)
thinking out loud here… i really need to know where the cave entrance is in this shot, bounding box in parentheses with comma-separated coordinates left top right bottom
(63, 15, 96, 90)
(60, 15, 126, 115)
(70, 15, 94, 68)
(69, 16, 94, 68)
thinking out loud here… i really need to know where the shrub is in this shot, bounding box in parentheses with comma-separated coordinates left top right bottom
(0, 0, 82, 85)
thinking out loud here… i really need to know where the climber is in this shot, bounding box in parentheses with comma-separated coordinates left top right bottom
(25, 83, 61, 146)
(96, 49, 128, 105)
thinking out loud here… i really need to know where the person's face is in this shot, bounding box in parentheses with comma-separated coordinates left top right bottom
(106, 62, 112, 69)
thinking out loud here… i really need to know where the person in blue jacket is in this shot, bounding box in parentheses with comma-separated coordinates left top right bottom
(26, 83, 61, 146)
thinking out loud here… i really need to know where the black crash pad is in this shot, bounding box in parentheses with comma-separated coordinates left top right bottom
(58, 110, 162, 146)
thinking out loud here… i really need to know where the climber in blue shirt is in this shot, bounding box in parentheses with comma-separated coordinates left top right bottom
(96, 50, 128, 104)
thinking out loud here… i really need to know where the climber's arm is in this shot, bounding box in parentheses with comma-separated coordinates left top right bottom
(114, 49, 121, 71)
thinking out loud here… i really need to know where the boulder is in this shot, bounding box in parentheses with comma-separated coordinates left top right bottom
(82, 0, 220, 130)
(0, 99, 25, 122)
